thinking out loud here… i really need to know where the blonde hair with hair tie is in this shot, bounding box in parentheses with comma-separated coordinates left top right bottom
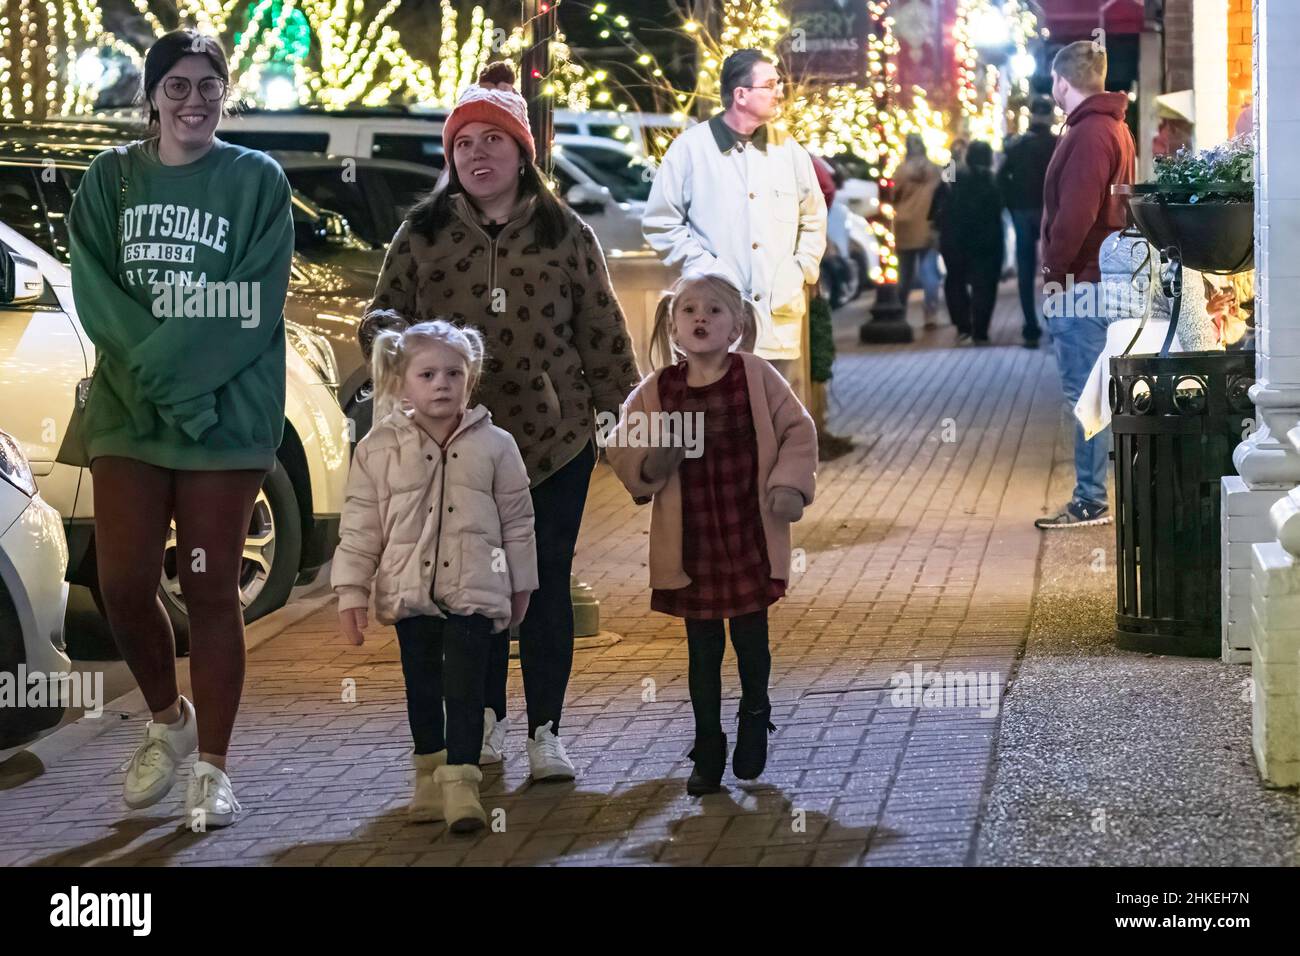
(368, 315, 486, 421)
(648, 274, 758, 369)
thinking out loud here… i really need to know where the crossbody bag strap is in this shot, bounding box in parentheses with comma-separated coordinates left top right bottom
(113, 145, 128, 250)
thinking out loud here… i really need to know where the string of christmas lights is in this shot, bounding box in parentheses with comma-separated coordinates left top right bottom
(0, 0, 109, 119)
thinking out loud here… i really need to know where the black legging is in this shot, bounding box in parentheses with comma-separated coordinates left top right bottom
(90, 455, 265, 757)
(684, 609, 772, 738)
(395, 612, 495, 764)
(498, 440, 596, 738)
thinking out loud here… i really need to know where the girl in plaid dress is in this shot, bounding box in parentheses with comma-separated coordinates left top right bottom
(606, 275, 818, 795)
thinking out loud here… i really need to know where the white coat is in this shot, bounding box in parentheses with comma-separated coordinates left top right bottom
(643, 114, 827, 361)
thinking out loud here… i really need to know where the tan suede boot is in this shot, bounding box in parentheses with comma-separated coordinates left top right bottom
(409, 751, 447, 822)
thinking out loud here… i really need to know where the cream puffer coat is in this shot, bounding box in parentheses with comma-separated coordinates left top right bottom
(331, 404, 538, 632)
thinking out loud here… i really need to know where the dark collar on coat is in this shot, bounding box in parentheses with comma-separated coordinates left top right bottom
(708, 113, 769, 154)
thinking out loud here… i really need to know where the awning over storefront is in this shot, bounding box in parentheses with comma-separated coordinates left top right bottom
(1037, 0, 1147, 42)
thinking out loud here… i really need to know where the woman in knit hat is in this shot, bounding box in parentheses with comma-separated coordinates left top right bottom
(359, 62, 641, 783)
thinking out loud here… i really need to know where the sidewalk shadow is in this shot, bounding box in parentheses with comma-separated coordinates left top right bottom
(265, 777, 681, 866)
(26, 815, 201, 867)
(620, 785, 884, 865)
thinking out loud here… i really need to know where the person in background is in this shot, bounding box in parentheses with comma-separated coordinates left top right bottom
(998, 95, 1058, 348)
(894, 133, 944, 329)
(643, 48, 827, 405)
(1034, 40, 1136, 530)
(930, 140, 1004, 345)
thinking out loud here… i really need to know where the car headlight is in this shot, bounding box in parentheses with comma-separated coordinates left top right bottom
(286, 320, 340, 392)
(0, 428, 36, 497)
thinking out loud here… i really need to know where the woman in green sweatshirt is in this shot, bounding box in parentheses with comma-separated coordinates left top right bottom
(67, 29, 294, 827)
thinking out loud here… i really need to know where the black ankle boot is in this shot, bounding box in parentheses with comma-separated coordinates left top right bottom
(732, 701, 775, 780)
(686, 732, 727, 795)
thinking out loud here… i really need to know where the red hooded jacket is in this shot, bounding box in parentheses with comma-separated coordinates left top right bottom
(1040, 92, 1136, 285)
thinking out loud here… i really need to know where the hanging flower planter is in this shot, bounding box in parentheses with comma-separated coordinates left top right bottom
(1114, 135, 1256, 275)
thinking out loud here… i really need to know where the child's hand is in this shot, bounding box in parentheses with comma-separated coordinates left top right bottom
(509, 591, 531, 629)
(769, 487, 806, 522)
(339, 607, 368, 645)
(641, 441, 686, 483)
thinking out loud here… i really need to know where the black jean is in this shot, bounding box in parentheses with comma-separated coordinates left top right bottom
(395, 612, 495, 765)
(942, 251, 1002, 339)
(684, 609, 772, 738)
(515, 440, 596, 738)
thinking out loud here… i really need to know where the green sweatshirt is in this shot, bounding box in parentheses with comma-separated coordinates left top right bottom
(68, 137, 294, 471)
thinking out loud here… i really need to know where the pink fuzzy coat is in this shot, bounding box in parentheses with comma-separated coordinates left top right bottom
(605, 352, 818, 590)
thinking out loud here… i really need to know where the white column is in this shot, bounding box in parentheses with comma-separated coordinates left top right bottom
(1234, 0, 1300, 786)
(1194, 0, 1231, 148)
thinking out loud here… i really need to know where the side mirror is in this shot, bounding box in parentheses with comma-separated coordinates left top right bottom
(566, 183, 608, 215)
(0, 246, 43, 305)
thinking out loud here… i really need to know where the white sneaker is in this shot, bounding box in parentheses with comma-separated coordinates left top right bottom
(480, 709, 506, 765)
(410, 751, 447, 822)
(184, 761, 241, 829)
(123, 696, 197, 809)
(527, 721, 576, 782)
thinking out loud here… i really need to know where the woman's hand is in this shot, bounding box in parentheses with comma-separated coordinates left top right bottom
(339, 607, 368, 645)
(768, 486, 806, 522)
(509, 591, 531, 630)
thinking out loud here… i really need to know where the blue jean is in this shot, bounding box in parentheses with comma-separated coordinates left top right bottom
(898, 247, 941, 313)
(1046, 286, 1110, 506)
(1011, 208, 1043, 340)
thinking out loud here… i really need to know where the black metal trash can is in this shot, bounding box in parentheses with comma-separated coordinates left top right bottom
(1108, 350, 1256, 656)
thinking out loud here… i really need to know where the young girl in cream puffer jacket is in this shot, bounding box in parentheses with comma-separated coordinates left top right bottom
(332, 315, 537, 833)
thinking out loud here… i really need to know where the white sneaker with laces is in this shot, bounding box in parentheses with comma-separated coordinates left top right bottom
(184, 761, 242, 829)
(123, 696, 197, 809)
(480, 708, 506, 765)
(526, 720, 576, 782)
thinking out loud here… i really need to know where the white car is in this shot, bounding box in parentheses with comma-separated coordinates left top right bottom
(0, 206, 349, 654)
(554, 135, 657, 215)
(0, 427, 71, 748)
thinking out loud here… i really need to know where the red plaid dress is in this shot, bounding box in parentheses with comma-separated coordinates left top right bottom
(650, 353, 786, 620)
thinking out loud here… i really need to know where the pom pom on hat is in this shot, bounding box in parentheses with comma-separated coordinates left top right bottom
(443, 61, 537, 163)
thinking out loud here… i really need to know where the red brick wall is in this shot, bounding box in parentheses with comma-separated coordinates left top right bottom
(1164, 0, 1194, 92)
(1227, 0, 1253, 130)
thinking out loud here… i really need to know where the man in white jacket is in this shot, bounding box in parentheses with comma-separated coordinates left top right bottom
(643, 49, 827, 400)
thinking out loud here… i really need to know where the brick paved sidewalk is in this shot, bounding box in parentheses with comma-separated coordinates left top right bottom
(0, 290, 1066, 867)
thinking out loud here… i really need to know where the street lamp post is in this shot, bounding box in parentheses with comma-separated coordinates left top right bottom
(520, 0, 556, 176)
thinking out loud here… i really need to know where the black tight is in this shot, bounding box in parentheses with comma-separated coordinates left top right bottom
(684, 609, 772, 737)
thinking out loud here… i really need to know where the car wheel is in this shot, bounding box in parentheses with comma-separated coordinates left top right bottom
(158, 462, 303, 656)
(0, 580, 63, 747)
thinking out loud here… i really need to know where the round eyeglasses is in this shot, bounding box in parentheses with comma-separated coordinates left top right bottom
(161, 76, 227, 102)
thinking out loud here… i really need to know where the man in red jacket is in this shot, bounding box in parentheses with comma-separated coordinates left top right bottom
(1035, 40, 1136, 530)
